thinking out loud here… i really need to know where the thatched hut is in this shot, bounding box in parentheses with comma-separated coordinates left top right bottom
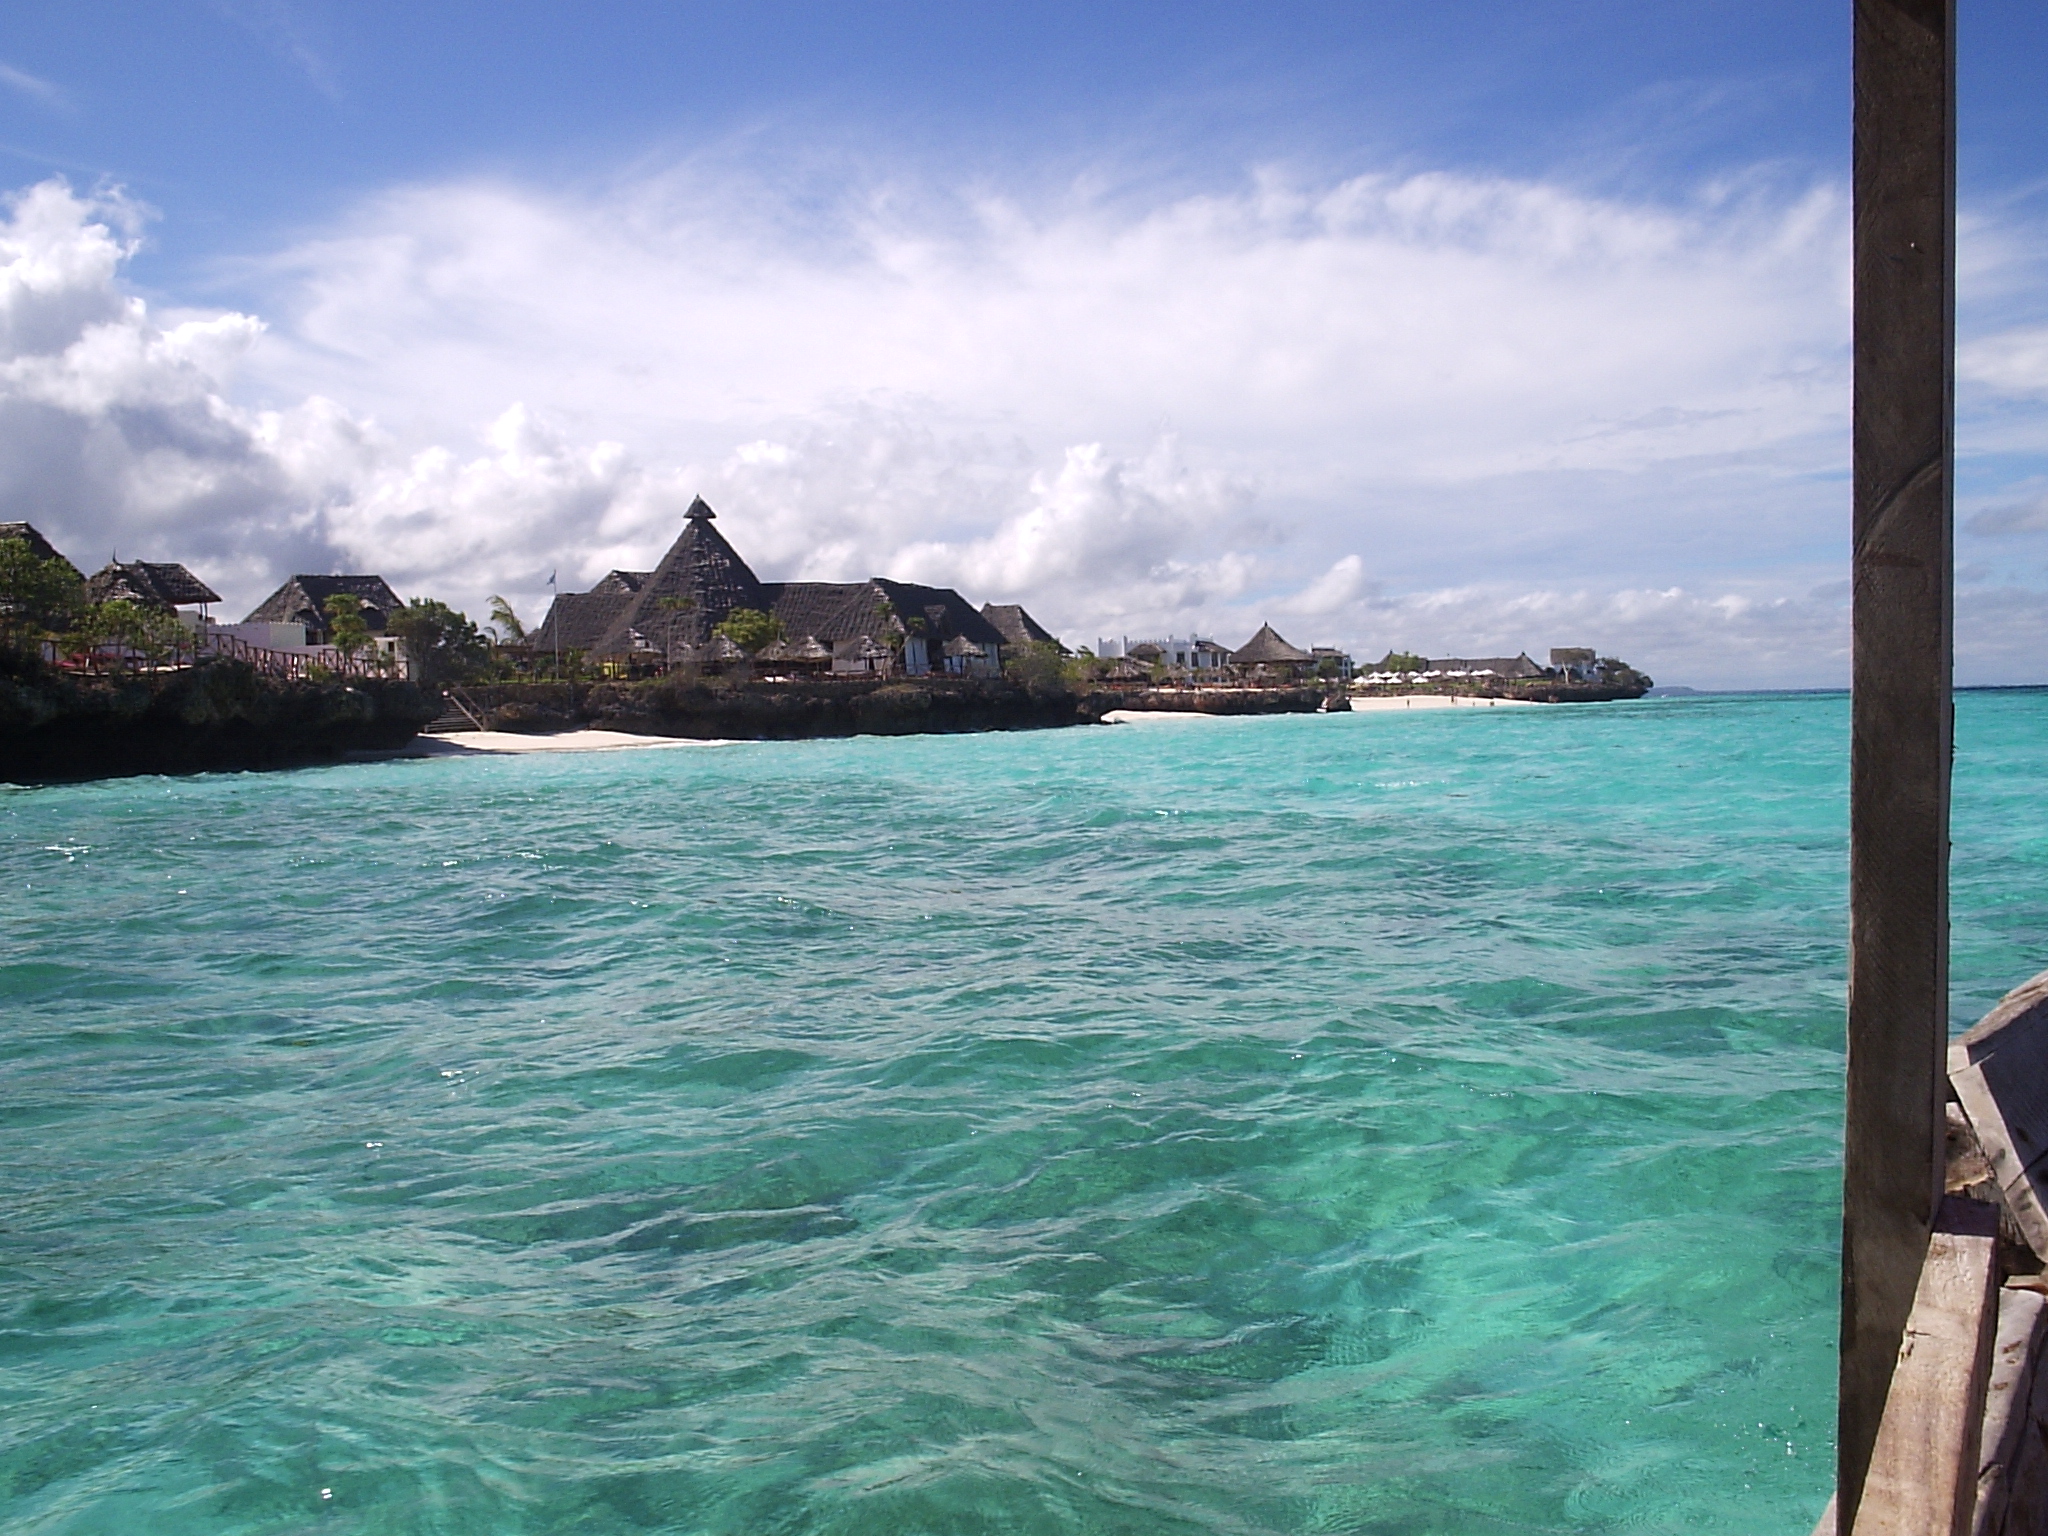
(245, 575, 403, 645)
(1230, 623, 1315, 680)
(87, 561, 221, 614)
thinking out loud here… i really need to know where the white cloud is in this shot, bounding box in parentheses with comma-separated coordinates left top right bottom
(1281, 555, 1369, 617)
(0, 62, 65, 111)
(1962, 327, 2048, 398)
(4, 160, 2046, 685)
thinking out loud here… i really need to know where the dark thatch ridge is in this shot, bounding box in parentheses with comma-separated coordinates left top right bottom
(981, 602, 1060, 648)
(245, 574, 404, 636)
(87, 560, 221, 609)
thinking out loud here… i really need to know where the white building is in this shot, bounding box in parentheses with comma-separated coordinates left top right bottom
(1095, 635, 1231, 672)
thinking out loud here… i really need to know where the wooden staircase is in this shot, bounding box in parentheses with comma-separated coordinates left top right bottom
(420, 688, 487, 735)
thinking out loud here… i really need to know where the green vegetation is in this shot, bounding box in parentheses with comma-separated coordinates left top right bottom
(388, 598, 491, 687)
(713, 607, 785, 653)
(74, 600, 185, 671)
(487, 595, 527, 644)
(0, 535, 87, 656)
(322, 592, 373, 660)
(1002, 639, 1072, 689)
(2, 535, 183, 675)
(1378, 651, 1427, 673)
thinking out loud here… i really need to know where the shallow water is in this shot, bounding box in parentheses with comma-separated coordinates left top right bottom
(5, 691, 2046, 1534)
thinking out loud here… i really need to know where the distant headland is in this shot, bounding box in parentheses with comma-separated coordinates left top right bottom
(2, 504, 1652, 781)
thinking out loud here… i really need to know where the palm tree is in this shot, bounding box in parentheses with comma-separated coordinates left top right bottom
(487, 595, 526, 645)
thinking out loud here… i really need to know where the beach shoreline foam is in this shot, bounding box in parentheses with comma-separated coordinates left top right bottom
(390, 728, 720, 756)
(1103, 694, 1538, 724)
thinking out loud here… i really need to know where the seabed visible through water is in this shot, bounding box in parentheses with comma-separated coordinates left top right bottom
(5, 691, 2047, 1534)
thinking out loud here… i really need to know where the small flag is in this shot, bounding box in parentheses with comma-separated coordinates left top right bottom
(547, 570, 557, 588)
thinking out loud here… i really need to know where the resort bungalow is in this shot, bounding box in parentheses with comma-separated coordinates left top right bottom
(1231, 623, 1316, 680)
(245, 575, 404, 647)
(86, 560, 221, 617)
(1094, 634, 1230, 675)
(538, 498, 1008, 679)
(981, 603, 1063, 651)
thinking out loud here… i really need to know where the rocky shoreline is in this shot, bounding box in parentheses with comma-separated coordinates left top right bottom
(1, 666, 1653, 786)
(0, 658, 438, 784)
(1105, 686, 1330, 715)
(448, 677, 1117, 739)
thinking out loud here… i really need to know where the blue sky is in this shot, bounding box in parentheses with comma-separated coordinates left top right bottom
(2, 2, 2045, 685)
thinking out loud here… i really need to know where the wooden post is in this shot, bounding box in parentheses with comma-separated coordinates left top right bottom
(1841, 0, 1956, 1526)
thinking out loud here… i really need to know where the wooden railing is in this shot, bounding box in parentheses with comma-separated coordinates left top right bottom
(194, 629, 393, 680)
(45, 629, 397, 680)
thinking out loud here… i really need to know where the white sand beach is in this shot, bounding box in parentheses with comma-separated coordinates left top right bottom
(1345, 694, 1538, 711)
(1104, 695, 1537, 725)
(399, 729, 719, 756)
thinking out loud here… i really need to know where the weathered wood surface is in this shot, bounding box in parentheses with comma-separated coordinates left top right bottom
(1841, 0, 1958, 1520)
(1950, 972, 2048, 1263)
(1857, 1197, 1999, 1536)
(1969, 1286, 2048, 1536)
(2001, 1284, 2048, 1535)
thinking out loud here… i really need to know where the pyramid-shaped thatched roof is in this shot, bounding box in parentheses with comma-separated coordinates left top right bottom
(590, 498, 767, 657)
(1232, 623, 1312, 665)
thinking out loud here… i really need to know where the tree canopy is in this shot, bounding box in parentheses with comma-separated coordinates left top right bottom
(322, 593, 373, 660)
(388, 598, 491, 686)
(712, 608, 784, 654)
(487, 595, 526, 644)
(0, 535, 87, 654)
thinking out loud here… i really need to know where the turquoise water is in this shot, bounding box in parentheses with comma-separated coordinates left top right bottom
(5, 693, 2047, 1535)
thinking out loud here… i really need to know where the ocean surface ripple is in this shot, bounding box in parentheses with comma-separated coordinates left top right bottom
(5, 692, 2047, 1534)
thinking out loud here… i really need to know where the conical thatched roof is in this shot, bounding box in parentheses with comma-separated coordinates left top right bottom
(590, 498, 766, 657)
(1231, 623, 1312, 665)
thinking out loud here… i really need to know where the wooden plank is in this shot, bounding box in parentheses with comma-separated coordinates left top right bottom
(1969, 1286, 2048, 1536)
(1841, 0, 1958, 1523)
(1950, 972, 2048, 1261)
(1999, 1284, 2048, 1535)
(1858, 1197, 2000, 1536)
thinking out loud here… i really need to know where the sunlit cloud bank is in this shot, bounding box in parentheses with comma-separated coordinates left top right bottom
(3, 166, 2046, 687)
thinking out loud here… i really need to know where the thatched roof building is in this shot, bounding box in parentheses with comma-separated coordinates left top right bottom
(245, 575, 403, 644)
(528, 571, 650, 653)
(1231, 624, 1313, 666)
(540, 498, 1008, 675)
(0, 523, 81, 578)
(981, 603, 1061, 649)
(583, 498, 767, 660)
(87, 560, 221, 611)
